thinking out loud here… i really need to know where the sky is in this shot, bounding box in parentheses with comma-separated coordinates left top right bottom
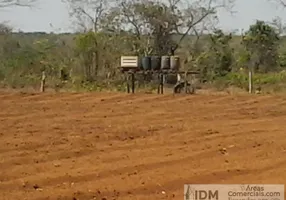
(0, 0, 285, 33)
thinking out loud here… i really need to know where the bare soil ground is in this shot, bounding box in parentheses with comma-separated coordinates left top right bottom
(0, 91, 286, 200)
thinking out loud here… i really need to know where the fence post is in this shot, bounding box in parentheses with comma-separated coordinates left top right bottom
(131, 72, 135, 93)
(40, 71, 46, 93)
(184, 71, 188, 94)
(248, 66, 253, 94)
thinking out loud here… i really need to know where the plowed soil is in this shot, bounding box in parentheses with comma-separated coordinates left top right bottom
(1, 91, 286, 200)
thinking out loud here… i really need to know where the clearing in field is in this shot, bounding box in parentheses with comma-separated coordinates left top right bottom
(0, 92, 286, 200)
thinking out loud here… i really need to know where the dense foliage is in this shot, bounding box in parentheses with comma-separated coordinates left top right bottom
(1, 0, 286, 93)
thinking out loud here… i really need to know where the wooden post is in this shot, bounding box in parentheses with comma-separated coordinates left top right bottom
(157, 73, 160, 94)
(126, 73, 130, 93)
(160, 73, 164, 94)
(248, 66, 253, 94)
(184, 71, 188, 94)
(190, 74, 195, 94)
(131, 72, 135, 93)
(40, 71, 46, 93)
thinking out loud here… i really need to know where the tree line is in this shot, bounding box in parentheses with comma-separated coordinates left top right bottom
(1, 0, 286, 93)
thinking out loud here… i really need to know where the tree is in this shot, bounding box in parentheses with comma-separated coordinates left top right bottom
(0, 22, 12, 34)
(210, 29, 233, 76)
(270, 16, 286, 34)
(104, 0, 235, 56)
(63, 0, 235, 83)
(63, 0, 114, 32)
(272, 0, 286, 7)
(0, 0, 37, 7)
(242, 20, 280, 72)
(64, 0, 235, 52)
(196, 29, 233, 80)
(63, 0, 122, 80)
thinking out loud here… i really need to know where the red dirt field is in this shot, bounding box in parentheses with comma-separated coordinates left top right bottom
(1, 91, 286, 200)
